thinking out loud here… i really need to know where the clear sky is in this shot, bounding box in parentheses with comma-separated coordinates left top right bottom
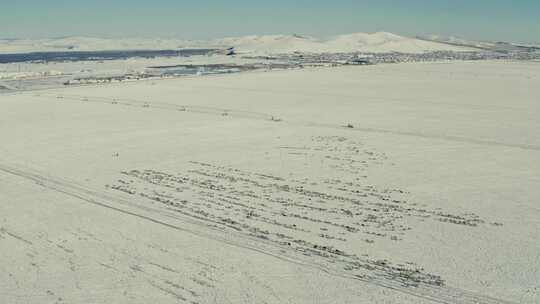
(2, 0, 539, 43)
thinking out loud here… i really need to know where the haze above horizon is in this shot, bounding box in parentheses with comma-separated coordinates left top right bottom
(2, 0, 539, 43)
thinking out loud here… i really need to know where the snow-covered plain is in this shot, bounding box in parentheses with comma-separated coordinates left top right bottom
(1, 60, 539, 304)
(0, 32, 472, 55)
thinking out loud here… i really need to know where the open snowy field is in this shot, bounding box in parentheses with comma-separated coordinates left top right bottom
(1, 60, 539, 303)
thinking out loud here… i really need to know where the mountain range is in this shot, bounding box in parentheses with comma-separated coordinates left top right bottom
(2, 32, 528, 55)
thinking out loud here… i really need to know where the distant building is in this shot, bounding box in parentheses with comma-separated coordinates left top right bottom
(226, 47, 236, 56)
(346, 58, 372, 65)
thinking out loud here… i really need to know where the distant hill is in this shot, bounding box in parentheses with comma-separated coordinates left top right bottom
(211, 32, 473, 54)
(0, 37, 198, 54)
(417, 35, 540, 53)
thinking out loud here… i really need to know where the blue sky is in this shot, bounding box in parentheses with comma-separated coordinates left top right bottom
(1, 0, 539, 43)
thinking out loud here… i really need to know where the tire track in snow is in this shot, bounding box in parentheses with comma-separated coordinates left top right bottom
(0, 162, 517, 304)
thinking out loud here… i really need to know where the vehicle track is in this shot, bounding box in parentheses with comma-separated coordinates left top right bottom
(39, 93, 275, 121)
(303, 121, 540, 152)
(0, 162, 517, 304)
(35, 92, 540, 152)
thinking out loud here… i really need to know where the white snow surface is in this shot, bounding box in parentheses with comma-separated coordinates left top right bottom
(1, 60, 539, 304)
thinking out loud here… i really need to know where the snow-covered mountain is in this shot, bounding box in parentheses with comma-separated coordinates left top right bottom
(324, 32, 471, 53)
(211, 32, 472, 54)
(211, 34, 323, 54)
(417, 35, 493, 49)
(0, 32, 473, 55)
(0, 36, 198, 54)
(418, 34, 540, 53)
